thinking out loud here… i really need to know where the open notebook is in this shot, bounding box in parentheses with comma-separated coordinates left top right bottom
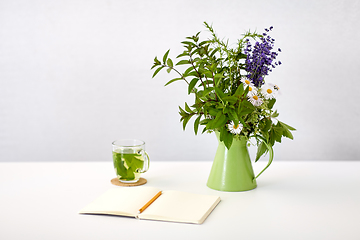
(79, 186, 220, 224)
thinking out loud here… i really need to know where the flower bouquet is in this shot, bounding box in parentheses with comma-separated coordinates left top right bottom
(151, 22, 295, 162)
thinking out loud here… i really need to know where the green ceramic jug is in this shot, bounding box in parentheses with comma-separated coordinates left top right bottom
(207, 132, 274, 192)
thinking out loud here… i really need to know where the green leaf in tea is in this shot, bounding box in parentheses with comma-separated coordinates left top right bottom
(113, 152, 144, 181)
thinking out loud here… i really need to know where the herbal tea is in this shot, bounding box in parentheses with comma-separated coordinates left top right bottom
(112, 150, 145, 182)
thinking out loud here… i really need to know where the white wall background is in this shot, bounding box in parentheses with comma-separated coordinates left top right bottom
(1, 0, 360, 162)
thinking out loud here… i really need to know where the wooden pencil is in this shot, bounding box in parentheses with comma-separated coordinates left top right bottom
(138, 191, 162, 214)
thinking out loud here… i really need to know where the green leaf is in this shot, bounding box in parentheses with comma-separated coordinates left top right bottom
(238, 100, 255, 116)
(214, 73, 224, 79)
(113, 152, 144, 181)
(179, 107, 185, 117)
(194, 115, 201, 135)
(212, 111, 227, 129)
(269, 125, 283, 144)
(188, 78, 199, 94)
(238, 116, 248, 128)
(227, 108, 239, 123)
(201, 125, 208, 134)
(210, 48, 219, 57)
(224, 134, 233, 150)
(219, 127, 226, 142)
(199, 47, 206, 56)
(261, 131, 269, 142)
(151, 63, 158, 70)
(184, 102, 192, 113)
(220, 128, 233, 149)
(182, 115, 191, 130)
(181, 41, 196, 46)
(176, 60, 190, 66)
(164, 77, 183, 86)
(255, 142, 268, 162)
(279, 121, 296, 131)
(208, 107, 219, 117)
(188, 71, 199, 77)
(203, 70, 212, 79)
(192, 97, 204, 109)
(124, 154, 144, 170)
(183, 66, 194, 77)
(278, 121, 296, 140)
(167, 58, 173, 68)
(272, 110, 279, 118)
(214, 87, 226, 101)
(213, 73, 223, 87)
(202, 87, 214, 97)
(233, 83, 244, 97)
(154, 56, 161, 64)
(263, 118, 272, 132)
(113, 152, 128, 177)
(222, 96, 239, 104)
(243, 99, 255, 109)
(268, 98, 276, 109)
(177, 51, 189, 58)
(243, 85, 250, 96)
(203, 80, 214, 86)
(150, 63, 159, 70)
(163, 49, 170, 64)
(151, 57, 161, 70)
(281, 127, 293, 139)
(191, 48, 200, 56)
(152, 66, 164, 78)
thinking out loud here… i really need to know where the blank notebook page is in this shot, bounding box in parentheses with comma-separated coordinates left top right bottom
(80, 187, 160, 215)
(140, 190, 220, 223)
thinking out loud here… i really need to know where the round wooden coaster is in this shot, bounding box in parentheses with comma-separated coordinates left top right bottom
(111, 177, 147, 187)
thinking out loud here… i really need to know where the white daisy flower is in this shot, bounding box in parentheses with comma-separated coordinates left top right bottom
(241, 78, 257, 96)
(261, 83, 278, 99)
(247, 85, 258, 95)
(241, 78, 254, 88)
(248, 92, 263, 107)
(227, 121, 243, 135)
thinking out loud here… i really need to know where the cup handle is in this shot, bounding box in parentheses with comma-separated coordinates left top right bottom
(254, 136, 274, 180)
(140, 151, 150, 173)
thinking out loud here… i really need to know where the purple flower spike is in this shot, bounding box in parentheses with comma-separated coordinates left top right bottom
(244, 26, 281, 87)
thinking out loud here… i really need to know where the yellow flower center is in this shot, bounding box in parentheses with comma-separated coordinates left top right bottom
(245, 80, 250, 85)
(249, 86, 252, 91)
(252, 95, 258, 100)
(233, 124, 239, 129)
(267, 89, 273, 94)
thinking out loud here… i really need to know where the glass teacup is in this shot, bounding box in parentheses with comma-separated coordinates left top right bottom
(112, 139, 150, 183)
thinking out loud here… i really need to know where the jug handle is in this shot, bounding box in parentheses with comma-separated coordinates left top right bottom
(253, 135, 274, 180)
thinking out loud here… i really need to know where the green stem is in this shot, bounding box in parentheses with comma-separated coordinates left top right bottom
(163, 64, 190, 85)
(189, 55, 206, 89)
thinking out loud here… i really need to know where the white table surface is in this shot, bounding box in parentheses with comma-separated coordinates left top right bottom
(0, 161, 359, 240)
